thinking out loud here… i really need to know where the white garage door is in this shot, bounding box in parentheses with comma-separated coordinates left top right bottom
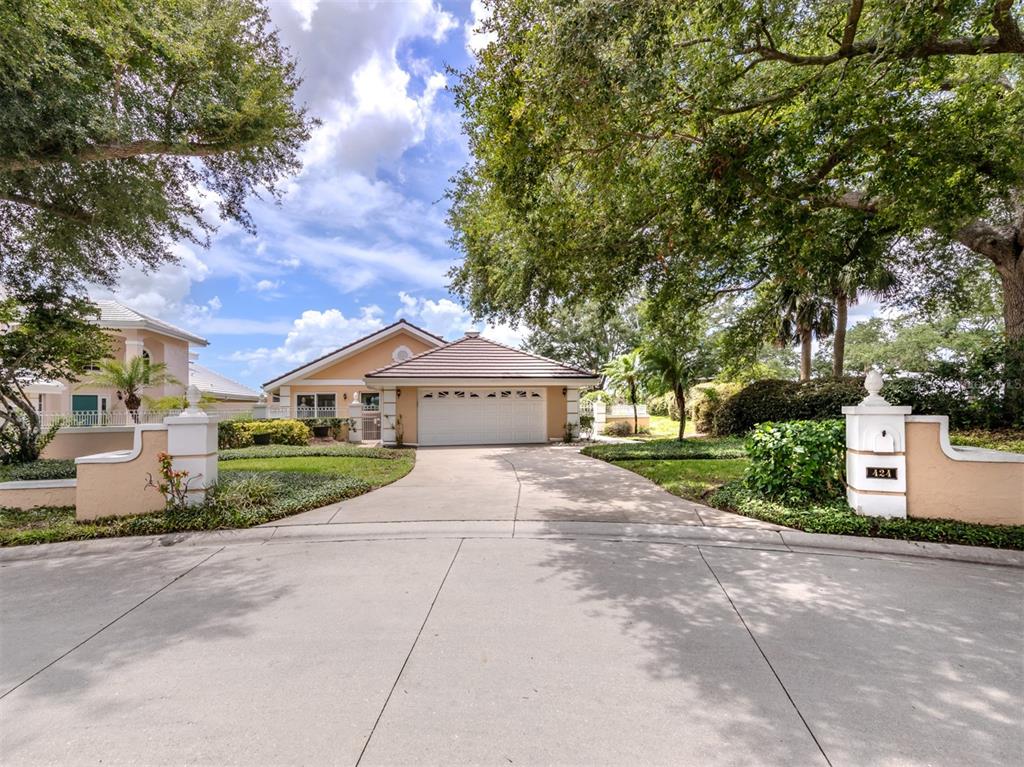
(418, 388, 547, 446)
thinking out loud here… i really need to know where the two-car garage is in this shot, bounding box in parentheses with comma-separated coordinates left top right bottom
(416, 388, 547, 446)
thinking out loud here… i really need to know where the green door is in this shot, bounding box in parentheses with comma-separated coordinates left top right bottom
(72, 394, 98, 425)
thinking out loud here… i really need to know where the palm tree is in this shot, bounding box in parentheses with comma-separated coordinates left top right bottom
(642, 346, 707, 441)
(85, 356, 180, 422)
(602, 351, 645, 434)
(827, 264, 899, 377)
(774, 287, 836, 382)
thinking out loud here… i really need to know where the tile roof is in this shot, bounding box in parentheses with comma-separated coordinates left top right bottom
(262, 319, 446, 388)
(189, 362, 261, 401)
(365, 334, 598, 380)
(92, 299, 208, 345)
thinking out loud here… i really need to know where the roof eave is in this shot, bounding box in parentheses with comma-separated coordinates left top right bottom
(362, 376, 601, 387)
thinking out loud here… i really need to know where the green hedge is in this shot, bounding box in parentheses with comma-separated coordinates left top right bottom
(744, 420, 846, 504)
(711, 482, 1024, 550)
(688, 383, 741, 434)
(713, 376, 1010, 436)
(647, 392, 679, 420)
(0, 459, 76, 482)
(713, 378, 863, 436)
(217, 419, 312, 449)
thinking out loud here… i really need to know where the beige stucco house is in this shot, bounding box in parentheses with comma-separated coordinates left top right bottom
(263, 320, 600, 446)
(27, 300, 208, 424)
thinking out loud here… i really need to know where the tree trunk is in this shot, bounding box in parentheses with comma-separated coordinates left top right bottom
(799, 326, 812, 381)
(833, 293, 848, 378)
(629, 381, 639, 434)
(125, 392, 141, 423)
(999, 256, 1024, 424)
(674, 386, 686, 441)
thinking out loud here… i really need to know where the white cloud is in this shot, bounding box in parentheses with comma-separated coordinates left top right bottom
(395, 291, 525, 347)
(269, 0, 455, 175)
(254, 279, 281, 293)
(465, 0, 497, 54)
(230, 305, 386, 371)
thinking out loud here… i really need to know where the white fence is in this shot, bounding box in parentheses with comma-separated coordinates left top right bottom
(37, 405, 256, 429)
(608, 404, 648, 418)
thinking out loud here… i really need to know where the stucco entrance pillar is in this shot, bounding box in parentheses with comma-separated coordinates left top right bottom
(842, 370, 911, 519)
(164, 385, 218, 506)
(380, 388, 397, 446)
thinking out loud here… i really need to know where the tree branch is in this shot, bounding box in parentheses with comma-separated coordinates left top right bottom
(0, 192, 94, 224)
(0, 138, 261, 173)
(840, 0, 864, 52)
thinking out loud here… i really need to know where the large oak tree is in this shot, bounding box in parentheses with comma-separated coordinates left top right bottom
(449, 0, 1024, 418)
(0, 0, 312, 293)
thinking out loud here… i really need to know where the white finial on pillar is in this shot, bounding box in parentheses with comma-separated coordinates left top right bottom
(185, 384, 203, 414)
(861, 367, 889, 406)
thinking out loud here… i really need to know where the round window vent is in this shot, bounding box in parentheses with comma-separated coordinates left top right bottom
(393, 345, 412, 362)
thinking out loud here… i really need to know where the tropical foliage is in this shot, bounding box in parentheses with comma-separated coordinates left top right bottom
(86, 357, 180, 422)
(449, 0, 1024, 420)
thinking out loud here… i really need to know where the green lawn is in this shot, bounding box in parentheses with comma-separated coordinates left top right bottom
(582, 436, 745, 461)
(616, 458, 748, 502)
(1, 445, 414, 546)
(221, 455, 412, 487)
(632, 415, 699, 439)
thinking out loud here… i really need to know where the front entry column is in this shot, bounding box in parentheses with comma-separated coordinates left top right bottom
(566, 387, 580, 436)
(380, 388, 397, 446)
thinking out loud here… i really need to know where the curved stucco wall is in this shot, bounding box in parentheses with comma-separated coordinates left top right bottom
(75, 429, 168, 521)
(905, 420, 1024, 526)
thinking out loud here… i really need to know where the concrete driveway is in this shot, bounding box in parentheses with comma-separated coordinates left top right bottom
(275, 445, 776, 528)
(1, 532, 1021, 766)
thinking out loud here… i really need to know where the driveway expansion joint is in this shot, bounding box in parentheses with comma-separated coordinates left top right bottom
(698, 545, 833, 767)
(0, 546, 226, 700)
(354, 538, 465, 767)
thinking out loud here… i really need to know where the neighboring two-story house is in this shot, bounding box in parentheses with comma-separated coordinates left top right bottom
(27, 300, 257, 424)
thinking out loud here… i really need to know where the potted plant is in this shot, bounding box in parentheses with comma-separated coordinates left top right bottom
(253, 432, 272, 446)
(310, 418, 330, 438)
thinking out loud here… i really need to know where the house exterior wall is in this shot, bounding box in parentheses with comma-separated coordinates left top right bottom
(396, 386, 418, 444)
(905, 420, 1024, 526)
(273, 330, 436, 413)
(546, 386, 567, 440)
(48, 329, 189, 415)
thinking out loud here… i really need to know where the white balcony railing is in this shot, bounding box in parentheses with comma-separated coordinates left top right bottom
(37, 410, 180, 429)
(294, 406, 339, 420)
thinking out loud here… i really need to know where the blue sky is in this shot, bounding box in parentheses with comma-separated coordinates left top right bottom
(94, 0, 504, 389)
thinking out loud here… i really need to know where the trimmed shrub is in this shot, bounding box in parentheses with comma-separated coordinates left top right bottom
(688, 382, 741, 434)
(714, 378, 864, 435)
(0, 459, 76, 482)
(242, 419, 311, 445)
(744, 419, 846, 504)
(581, 389, 613, 406)
(217, 419, 312, 449)
(647, 392, 679, 420)
(602, 420, 631, 437)
(218, 419, 253, 449)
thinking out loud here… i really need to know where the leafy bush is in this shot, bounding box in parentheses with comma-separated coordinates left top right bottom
(883, 376, 1007, 429)
(710, 482, 1024, 550)
(581, 389, 613, 405)
(687, 383, 741, 434)
(579, 413, 595, 439)
(0, 459, 76, 482)
(714, 378, 864, 435)
(602, 420, 631, 437)
(647, 392, 679, 420)
(948, 429, 1024, 454)
(218, 419, 253, 449)
(744, 419, 846, 504)
(218, 419, 311, 449)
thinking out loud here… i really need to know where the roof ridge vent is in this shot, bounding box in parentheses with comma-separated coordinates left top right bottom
(464, 330, 481, 338)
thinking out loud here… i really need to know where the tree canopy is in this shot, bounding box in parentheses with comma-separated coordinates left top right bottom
(0, 0, 312, 293)
(449, 0, 1023, 416)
